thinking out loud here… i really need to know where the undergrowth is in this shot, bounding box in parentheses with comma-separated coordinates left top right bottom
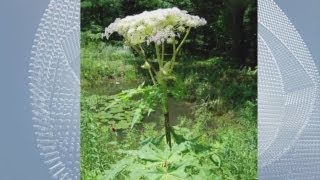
(81, 37, 257, 179)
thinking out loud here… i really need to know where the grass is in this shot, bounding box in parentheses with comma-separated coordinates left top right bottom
(81, 41, 144, 94)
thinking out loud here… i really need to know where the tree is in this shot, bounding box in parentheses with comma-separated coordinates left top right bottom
(224, 0, 256, 67)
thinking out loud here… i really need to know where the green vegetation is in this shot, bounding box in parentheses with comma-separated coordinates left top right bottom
(81, 1, 257, 179)
(81, 41, 257, 179)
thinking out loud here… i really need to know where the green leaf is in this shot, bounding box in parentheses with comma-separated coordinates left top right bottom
(142, 135, 165, 146)
(103, 157, 135, 180)
(136, 143, 165, 162)
(131, 107, 142, 129)
(210, 154, 221, 167)
(171, 128, 188, 144)
(114, 121, 130, 129)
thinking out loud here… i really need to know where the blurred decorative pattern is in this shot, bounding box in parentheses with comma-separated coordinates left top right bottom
(258, 0, 320, 179)
(29, 0, 80, 179)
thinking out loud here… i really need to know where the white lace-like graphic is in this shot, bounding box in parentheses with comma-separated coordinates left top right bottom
(29, 0, 80, 179)
(259, 0, 320, 179)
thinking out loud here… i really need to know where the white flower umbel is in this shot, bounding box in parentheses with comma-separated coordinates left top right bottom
(104, 7, 206, 46)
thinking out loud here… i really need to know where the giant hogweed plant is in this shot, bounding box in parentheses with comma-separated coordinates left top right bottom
(104, 7, 206, 148)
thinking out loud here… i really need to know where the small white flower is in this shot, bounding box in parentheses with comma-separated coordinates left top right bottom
(177, 26, 185, 32)
(128, 28, 135, 34)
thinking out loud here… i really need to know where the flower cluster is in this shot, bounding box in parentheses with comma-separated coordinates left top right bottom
(103, 7, 207, 45)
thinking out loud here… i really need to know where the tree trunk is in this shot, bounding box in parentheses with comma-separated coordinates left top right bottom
(231, 6, 246, 67)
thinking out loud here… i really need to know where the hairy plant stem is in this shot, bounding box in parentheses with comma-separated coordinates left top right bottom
(161, 81, 171, 149)
(155, 42, 172, 149)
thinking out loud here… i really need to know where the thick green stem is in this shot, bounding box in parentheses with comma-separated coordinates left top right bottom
(161, 81, 171, 149)
(164, 109, 171, 148)
(154, 42, 171, 148)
